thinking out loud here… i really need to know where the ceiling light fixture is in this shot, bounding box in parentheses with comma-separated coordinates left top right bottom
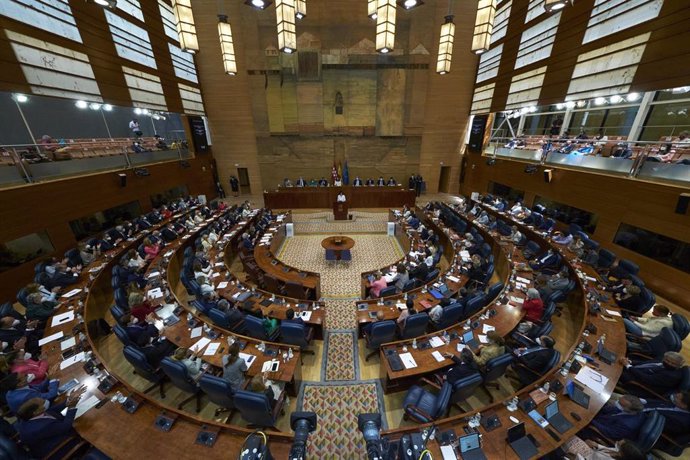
(376, 0, 396, 54)
(75, 100, 88, 109)
(217, 15, 237, 75)
(609, 95, 622, 104)
(275, 0, 297, 54)
(594, 97, 606, 106)
(367, 0, 378, 20)
(103, 104, 113, 111)
(89, 103, 102, 110)
(171, 0, 199, 54)
(13, 94, 28, 103)
(397, 0, 424, 10)
(626, 92, 641, 102)
(93, 0, 117, 7)
(295, 0, 306, 19)
(556, 103, 564, 110)
(471, 0, 496, 54)
(245, 0, 272, 10)
(436, 14, 455, 75)
(544, 0, 571, 12)
(565, 101, 576, 109)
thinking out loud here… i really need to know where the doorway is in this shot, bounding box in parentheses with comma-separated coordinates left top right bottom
(438, 166, 451, 194)
(237, 168, 251, 195)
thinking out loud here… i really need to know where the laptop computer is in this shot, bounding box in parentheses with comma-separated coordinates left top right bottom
(564, 380, 590, 409)
(596, 340, 617, 365)
(430, 284, 451, 299)
(458, 433, 487, 460)
(507, 423, 538, 460)
(462, 330, 478, 350)
(544, 400, 573, 434)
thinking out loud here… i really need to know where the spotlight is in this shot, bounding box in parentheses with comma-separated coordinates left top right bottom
(134, 108, 143, 115)
(93, 0, 117, 7)
(543, 168, 553, 183)
(89, 103, 102, 110)
(528, 106, 537, 113)
(397, 0, 424, 10)
(626, 92, 641, 102)
(288, 412, 317, 460)
(380, 47, 390, 53)
(594, 97, 606, 106)
(556, 103, 564, 110)
(544, 0, 570, 12)
(609, 95, 622, 104)
(103, 104, 113, 111)
(13, 94, 28, 103)
(565, 101, 576, 109)
(245, 0, 272, 9)
(142, 108, 150, 115)
(75, 100, 88, 109)
(576, 100, 586, 108)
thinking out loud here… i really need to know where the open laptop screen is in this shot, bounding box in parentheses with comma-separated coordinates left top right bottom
(545, 401, 559, 419)
(460, 434, 480, 452)
(462, 330, 475, 343)
(507, 422, 526, 443)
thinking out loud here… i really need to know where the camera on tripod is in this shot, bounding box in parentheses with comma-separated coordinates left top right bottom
(358, 413, 434, 460)
(238, 411, 317, 460)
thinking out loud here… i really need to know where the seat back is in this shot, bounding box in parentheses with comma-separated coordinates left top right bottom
(114, 288, 128, 309)
(160, 357, 198, 394)
(34, 261, 47, 274)
(619, 259, 640, 276)
(0, 302, 22, 320)
(244, 315, 269, 340)
(209, 308, 231, 328)
(636, 411, 665, 452)
(437, 303, 463, 329)
(123, 345, 159, 383)
(647, 328, 681, 358)
(402, 279, 417, 292)
(425, 269, 440, 283)
(671, 314, 690, 341)
(233, 390, 275, 427)
(597, 248, 616, 269)
(629, 274, 645, 288)
(639, 288, 655, 314)
(113, 324, 133, 347)
(280, 322, 309, 349)
(379, 286, 397, 297)
(464, 294, 486, 317)
(16, 288, 29, 307)
(367, 320, 397, 348)
(0, 433, 30, 460)
(539, 350, 561, 375)
(340, 250, 352, 261)
(431, 382, 453, 419)
(400, 313, 430, 339)
(679, 366, 690, 393)
(64, 248, 83, 267)
(483, 353, 514, 383)
(110, 305, 126, 323)
(450, 373, 483, 404)
(524, 240, 541, 258)
(568, 223, 582, 235)
(325, 249, 336, 261)
(199, 374, 236, 410)
(486, 282, 504, 302)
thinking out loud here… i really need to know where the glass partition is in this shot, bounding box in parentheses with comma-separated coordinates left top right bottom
(0, 91, 193, 189)
(0, 231, 55, 273)
(534, 196, 599, 233)
(614, 223, 690, 274)
(488, 181, 524, 202)
(69, 200, 143, 240)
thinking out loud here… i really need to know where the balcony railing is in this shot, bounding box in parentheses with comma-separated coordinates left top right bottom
(0, 136, 191, 188)
(484, 136, 690, 186)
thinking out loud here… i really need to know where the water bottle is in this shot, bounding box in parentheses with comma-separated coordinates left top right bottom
(541, 381, 550, 393)
(259, 341, 265, 352)
(412, 338, 417, 349)
(560, 359, 571, 376)
(403, 292, 408, 301)
(288, 348, 294, 360)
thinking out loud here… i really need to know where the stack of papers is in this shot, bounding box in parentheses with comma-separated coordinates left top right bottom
(147, 271, 160, 279)
(575, 366, 609, 394)
(217, 281, 229, 289)
(605, 309, 622, 317)
(190, 337, 212, 353)
(509, 296, 525, 305)
(60, 352, 86, 370)
(482, 324, 496, 334)
(431, 351, 445, 362)
(204, 343, 221, 356)
(396, 302, 406, 310)
(399, 353, 418, 369)
(428, 336, 445, 348)
(38, 331, 64, 346)
(516, 276, 531, 284)
(478, 335, 489, 344)
(190, 327, 203, 338)
(61, 288, 82, 299)
(147, 288, 164, 299)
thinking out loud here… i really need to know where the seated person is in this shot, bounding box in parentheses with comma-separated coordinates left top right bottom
(529, 249, 558, 271)
(336, 191, 346, 202)
(283, 308, 304, 326)
(248, 374, 278, 408)
(308, 178, 318, 186)
(476, 211, 489, 226)
(353, 176, 363, 186)
(536, 269, 570, 299)
(512, 335, 556, 385)
(396, 299, 416, 328)
(578, 395, 645, 442)
(440, 348, 481, 384)
(387, 177, 397, 186)
(295, 177, 306, 187)
(619, 352, 685, 398)
(24, 292, 57, 323)
(575, 142, 595, 155)
(508, 226, 524, 245)
(642, 392, 690, 435)
(172, 347, 202, 378)
(9, 349, 51, 386)
(376, 176, 385, 186)
(15, 390, 85, 458)
(5, 372, 60, 414)
(44, 258, 79, 288)
(127, 249, 146, 271)
(471, 331, 506, 368)
(409, 257, 429, 281)
(283, 178, 293, 187)
(154, 134, 167, 149)
(562, 438, 645, 460)
(516, 289, 545, 335)
(79, 243, 100, 265)
(369, 274, 388, 298)
(318, 177, 328, 186)
(0, 317, 42, 357)
(122, 313, 159, 348)
(615, 285, 644, 314)
(363, 311, 386, 337)
(365, 178, 375, 186)
(222, 342, 247, 390)
(429, 298, 451, 325)
(423, 248, 435, 269)
(624, 304, 672, 339)
(392, 264, 410, 291)
(568, 236, 585, 258)
(216, 299, 244, 330)
(127, 292, 157, 323)
(333, 177, 342, 186)
(552, 231, 573, 245)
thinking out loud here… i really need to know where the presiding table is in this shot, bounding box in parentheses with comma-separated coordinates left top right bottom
(264, 185, 416, 209)
(320, 236, 355, 260)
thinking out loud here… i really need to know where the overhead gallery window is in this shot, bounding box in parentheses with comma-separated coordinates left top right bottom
(0, 231, 55, 273)
(614, 223, 690, 274)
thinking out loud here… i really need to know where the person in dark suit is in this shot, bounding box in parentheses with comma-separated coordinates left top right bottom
(615, 285, 644, 314)
(642, 392, 690, 435)
(619, 352, 685, 398)
(318, 177, 328, 187)
(365, 178, 375, 186)
(387, 177, 396, 186)
(409, 258, 429, 281)
(217, 299, 244, 331)
(353, 176, 363, 186)
(283, 308, 304, 326)
(122, 314, 159, 347)
(0, 317, 41, 356)
(408, 174, 416, 190)
(512, 335, 557, 385)
(529, 249, 558, 271)
(5, 373, 60, 414)
(441, 348, 481, 384)
(15, 389, 85, 459)
(296, 177, 306, 187)
(162, 225, 178, 242)
(579, 395, 645, 442)
(376, 176, 385, 186)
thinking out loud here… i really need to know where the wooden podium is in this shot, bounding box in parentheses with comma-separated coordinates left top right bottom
(333, 202, 348, 220)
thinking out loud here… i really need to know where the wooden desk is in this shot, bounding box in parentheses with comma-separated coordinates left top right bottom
(321, 236, 355, 260)
(264, 185, 416, 209)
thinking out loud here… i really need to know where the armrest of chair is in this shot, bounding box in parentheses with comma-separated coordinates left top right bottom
(619, 381, 669, 402)
(421, 377, 441, 390)
(626, 350, 655, 363)
(624, 332, 647, 343)
(584, 425, 615, 448)
(403, 404, 434, 423)
(512, 361, 542, 378)
(42, 435, 85, 460)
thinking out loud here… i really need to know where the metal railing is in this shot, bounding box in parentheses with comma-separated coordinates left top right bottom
(0, 137, 192, 188)
(483, 136, 690, 186)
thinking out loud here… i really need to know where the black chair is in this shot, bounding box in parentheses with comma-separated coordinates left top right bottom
(233, 389, 285, 429)
(198, 373, 238, 416)
(486, 282, 504, 302)
(481, 353, 514, 402)
(364, 320, 397, 361)
(628, 327, 682, 361)
(113, 324, 134, 347)
(280, 322, 315, 360)
(379, 286, 397, 298)
(671, 313, 690, 341)
(399, 313, 429, 339)
(123, 345, 166, 398)
(160, 357, 202, 412)
(401, 279, 417, 292)
(402, 381, 453, 423)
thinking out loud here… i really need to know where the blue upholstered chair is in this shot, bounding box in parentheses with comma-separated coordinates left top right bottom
(123, 345, 166, 398)
(450, 373, 483, 409)
(636, 411, 665, 452)
(364, 320, 397, 361)
(401, 279, 418, 292)
(402, 381, 452, 423)
(243, 315, 280, 341)
(671, 313, 690, 341)
(464, 294, 487, 318)
(425, 269, 440, 283)
(514, 350, 560, 386)
(432, 303, 464, 330)
(399, 313, 429, 339)
(0, 302, 23, 320)
(113, 324, 134, 348)
(160, 357, 202, 412)
(233, 389, 284, 428)
(629, 328, 681, 361)
(379, 286, 397, 298)
(482, 353, 514, 402)
(279, 322, 315, 359)
(110, 305, 127, 324)
(16, 288, 29, 308)
(114, 288, 128, 309)
(596, 248, 617, 271)
(486, 282, 504, 302)
(198, 373, 237, 416)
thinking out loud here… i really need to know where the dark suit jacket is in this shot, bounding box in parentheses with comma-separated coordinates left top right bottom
(354, 179, 362, 186)
(410, 263, 428, 281)
(590, 405, 645, 441)
(617, 294, 644, 314)
(643, 400, 690, 435)
(446, 356, 481, 384)
(162, 228, 178, 242)
(621, 362, 684, 396)
(226, 309, 245, 329)
(515, 348, 555, 384)
(126, 323, 159, 347)
(17, 408, 77, 458)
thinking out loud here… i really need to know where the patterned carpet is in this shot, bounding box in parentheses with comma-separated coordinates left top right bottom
(300, 383, 380, 458)
(324, 332, 356, 381)
(323, 299, 360, 330)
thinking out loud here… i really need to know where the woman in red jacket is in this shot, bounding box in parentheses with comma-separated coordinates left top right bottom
(522, 288, 545, 324)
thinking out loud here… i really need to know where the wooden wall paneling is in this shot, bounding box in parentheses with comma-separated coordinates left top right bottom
(462, 156, 690, 309)
(376, 68, 406, 136)
(417, 0, 477, 194)
(192, 1, 264, 194)
(0, 157, 217, 302)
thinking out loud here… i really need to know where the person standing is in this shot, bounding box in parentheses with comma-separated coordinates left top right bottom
(414, 174, 423, 197)
(129, 119, 142, 138)
(229, 176, 239, 196)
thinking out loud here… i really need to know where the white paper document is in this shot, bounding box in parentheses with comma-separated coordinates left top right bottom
(575, 366, 609, 394)
(147, 288, 164, 299)
(62, 395, 101, 419)
(262, 360, 280, 373)
(399, 352, 418, 369)
(164, 250, 174, 257)
(214, 262, 224, 267)
(211, 272, 221, 278)
(51, 311, 75, 327)
(396, 302, 407, 310)
(516, 276, 531, 284)
(478, 334, 489, 344)
(297, 311, 312, 321)
(147, 271, 160, 279)
(216, 281, 229, 289)
(440, 445, 457, 460)
(190, 337, 212, 353)
(460, 250, 471, 261)
(61, 288, 82, 299)
(155, 304, 175, 319)
(431, 351, 445, 363)
(204, 343, 221, 356)
(509, 296, 525, 305)
(428, 336, 445, 348)
(190, 326, 203, 338)
(605, 309, 622, 317)
(38, 331, 64, 346)
(446, 275, 460, 283)
(60, 351, 86, 370)
(239, 353, 256, 369)
(482, 324, 496, 334)
(60, 337, 77, 351)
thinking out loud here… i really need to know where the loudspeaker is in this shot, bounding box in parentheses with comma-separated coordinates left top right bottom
(543, 169, 553, 183)
(675, 193, 690, 214)
(118, 173, 127, 187)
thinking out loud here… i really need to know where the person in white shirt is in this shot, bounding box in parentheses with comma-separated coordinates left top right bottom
(127, 249, 145, 270)
(334, 178, 342, 186)
(173, 347, 202, 378)
(129, 119, 142, 137)
(624, 305, 672, 338)
(509, 226, 523, 245)
(423, 249, 434, 268)
(336, 191, 346, 202)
